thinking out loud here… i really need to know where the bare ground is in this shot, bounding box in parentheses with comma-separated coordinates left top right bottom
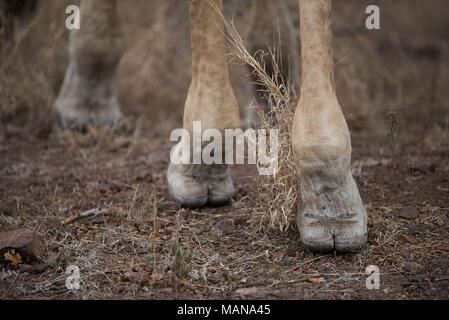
(0, 108, 448, 300)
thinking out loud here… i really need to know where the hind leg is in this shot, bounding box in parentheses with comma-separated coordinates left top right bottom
(54, 0, 123, 131)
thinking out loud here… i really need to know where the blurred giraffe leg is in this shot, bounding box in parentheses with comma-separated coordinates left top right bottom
(292, 0, 367, 252)
(54, 0, 123, 131)
(167, 0, 240, 207)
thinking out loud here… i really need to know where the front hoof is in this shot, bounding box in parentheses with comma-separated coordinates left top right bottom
(167, 163, 235, 208)
(299, 226, 335, 253)
(297, 174, 367, 253)
(333, 221, 367, 253)
(299, 220, 367, 253)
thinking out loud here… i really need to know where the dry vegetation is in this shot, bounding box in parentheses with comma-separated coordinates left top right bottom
(224, 18, 299, 232)
(0, 0, 448, 300)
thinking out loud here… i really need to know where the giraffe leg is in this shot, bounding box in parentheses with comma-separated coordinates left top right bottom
(54, 0, 123, 132)
(292, 0, 367, 252)
(167, 0, 240, 207)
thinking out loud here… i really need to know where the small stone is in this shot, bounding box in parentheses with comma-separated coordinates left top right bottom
(214, 218, 234, 235)
(232, 201, 243, 209)
(235, 287, 261, 297)
(234, 218, 247, 226)
(405, 262, 425, 274)
(398, 206, 419, 219)
(0, 229, 46, 262)
(281, 256, 292, 266)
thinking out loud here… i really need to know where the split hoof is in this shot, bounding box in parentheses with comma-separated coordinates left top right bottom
(297, 172, 367, 253)
(167, 162, 235, 208)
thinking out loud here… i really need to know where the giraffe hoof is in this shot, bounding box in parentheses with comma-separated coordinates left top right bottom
(167, 162, 235, 208)
(297, 172, 367, 253)
(299, 220, 367, 253)
(53, 62, 125, 133)
(55, 108, 126, 133)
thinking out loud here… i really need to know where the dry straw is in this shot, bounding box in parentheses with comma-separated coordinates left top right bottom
(210, 0, 300, 233)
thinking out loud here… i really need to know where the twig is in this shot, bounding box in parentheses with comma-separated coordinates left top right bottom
(435, 277, 449, 281)
(268, 272, 402, 287)
(127, 184, 139, 219)
(62, 208, 102, 225)
(153, 185, 157, 275)
(286, 255, 330, 273)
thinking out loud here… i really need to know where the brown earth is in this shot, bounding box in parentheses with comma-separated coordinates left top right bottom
(0, 107, 448, 299)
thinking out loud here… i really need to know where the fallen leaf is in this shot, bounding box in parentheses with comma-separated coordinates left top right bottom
(80, 238, 90, 243)
(4, 249, 23, 266)
(308, 277, 324, 283)
(179, 279, 190, 286)
(214, 219, 234, 235)
(149, 232, 161, 239)
(150, 273, 164, 281)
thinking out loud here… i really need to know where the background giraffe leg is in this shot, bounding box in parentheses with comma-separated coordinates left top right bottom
(167, 0, 240, 207)
(292, 0, 367, 252)
(54, 0, 123, 131)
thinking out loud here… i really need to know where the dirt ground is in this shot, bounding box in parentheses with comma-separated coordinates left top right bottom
(1, 0, 449, 300)
(0, 106, 448, 299)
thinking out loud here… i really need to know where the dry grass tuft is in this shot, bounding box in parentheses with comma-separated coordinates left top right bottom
(217, 6, 299, 233)
(171, 237, 192, 282)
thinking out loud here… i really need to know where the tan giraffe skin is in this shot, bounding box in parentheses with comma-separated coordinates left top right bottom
(54, 0, 367, 252)
(167, 0, 241, 208)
